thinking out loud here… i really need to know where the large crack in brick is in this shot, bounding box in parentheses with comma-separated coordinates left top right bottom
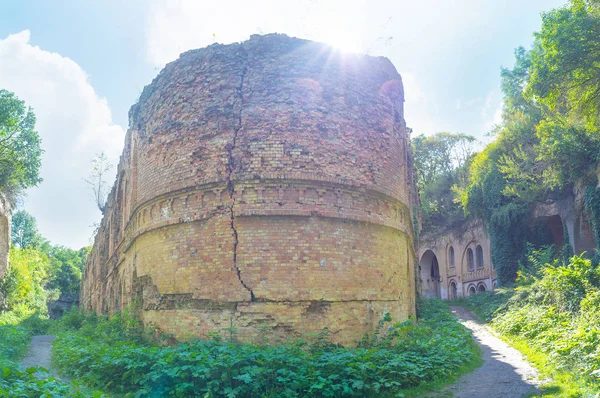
(226, 49, 254, 301)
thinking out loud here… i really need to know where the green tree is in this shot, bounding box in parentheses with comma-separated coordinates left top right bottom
(11, 210, 43, 249)
(42, 245, 89, 294)
(412, 132, 476, 232)
(461, 1, 600, 283)
(527, 0, 600, 188)
(0, 247, 50, 313)
(0, 89, 43, 201)
(461, 49, 541, 285)
(412, 133, 475, 190)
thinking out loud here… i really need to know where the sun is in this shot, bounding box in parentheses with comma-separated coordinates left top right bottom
(319, 29, 361, 54)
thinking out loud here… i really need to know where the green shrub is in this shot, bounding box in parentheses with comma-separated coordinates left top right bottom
(465, 254, 600, 392)
(0, 310, 98, 397)
(0, 360, 102, 398)
(53, 300, 479, 397)
(0, 324, 30, 360)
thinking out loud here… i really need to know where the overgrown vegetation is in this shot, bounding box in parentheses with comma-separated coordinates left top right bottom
(460, 247, 600, 395)
(452, 0, 600, 285)
(1, 210, 89, 316)
(0, 311, 101, 397)
(0, 207, 95, 396)
(0, 89, 42, 203)
(51, 300, 479, 397)
(412, 132, 476, 233)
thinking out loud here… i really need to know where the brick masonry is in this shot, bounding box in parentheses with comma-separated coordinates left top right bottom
(81, 34, 416, 345)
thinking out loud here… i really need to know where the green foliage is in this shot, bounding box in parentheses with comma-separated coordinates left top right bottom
(526, 0, 600, 188)
(0, 323, 30, 360)
(584, 184, 600, 261)
(464, 254, 600, 393)
(462, 154, 529, 285)
(0, 311, 98, 397)
(562, 223, 575, 264)
(517, 243, 557, 284)
(42, 244, 90, 294)
(488, 202, 529, 284)
(0, 361, 101, 398)
(412, 132, 476, 232)
(0, 247, 51, 314)
(0, 89, 43, 200)
(459, 0, 600, 285)
(11, 210, 43, 249)
(52, 300, 479, 397)
(4, 211, 89, 310)
(530, 0, 600, 128)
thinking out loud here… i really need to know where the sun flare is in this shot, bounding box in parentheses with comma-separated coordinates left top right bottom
(319, 29, 360, 53)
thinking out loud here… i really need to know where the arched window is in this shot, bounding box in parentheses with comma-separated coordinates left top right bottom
(476, 245, 484, 269)
(468, 285, 477, 296)
(449, 280, 457, 300)
(467, 248, 474, 271)
(478, 283, 486, 292)
(448, 246, 455, 268)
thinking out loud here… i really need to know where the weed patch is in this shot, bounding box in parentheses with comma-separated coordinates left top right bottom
(52, 299, 480, 397)
(463, 253, 600, 396)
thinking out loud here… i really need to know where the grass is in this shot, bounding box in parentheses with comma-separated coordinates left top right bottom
(509, 337, 589, 398)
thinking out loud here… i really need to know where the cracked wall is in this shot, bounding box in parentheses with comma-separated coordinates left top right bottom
(81, 34, 416, 345)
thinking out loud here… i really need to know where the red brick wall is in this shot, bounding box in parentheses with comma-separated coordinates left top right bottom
(81, 34, 416, 345)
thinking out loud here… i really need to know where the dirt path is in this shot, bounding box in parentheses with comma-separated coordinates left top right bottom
(19, 335, 68, 381)
(438, 306, 545, 398)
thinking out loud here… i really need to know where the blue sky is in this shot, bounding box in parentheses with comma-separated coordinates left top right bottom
(0, 0, 566, 248)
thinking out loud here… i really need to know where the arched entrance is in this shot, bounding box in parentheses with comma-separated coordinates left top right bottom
(477, 283, 486, 292)
(449, 280, 458, 300)
(468, 285, 477, 296)
(529, 215, 565, 248)
(419, 250, 441, 298)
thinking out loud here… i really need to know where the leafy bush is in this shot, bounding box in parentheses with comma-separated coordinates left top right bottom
(0, 360, 100, 398)
(465, 254, 600, 392)
(53, 300, 479, 397)
(0, 311, 97, 397)
(0, 247, 51, 313)
(0, 323, 30, 360)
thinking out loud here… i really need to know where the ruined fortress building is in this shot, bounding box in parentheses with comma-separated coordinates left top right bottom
(81, 34, 416, 345)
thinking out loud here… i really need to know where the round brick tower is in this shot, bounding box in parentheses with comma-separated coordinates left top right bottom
(81, 34, 416, 345)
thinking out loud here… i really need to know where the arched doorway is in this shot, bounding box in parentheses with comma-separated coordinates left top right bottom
(449, 280, 458, 300)
(529, 215, 565, 248)
(468, 285, 477, 296)
(477, 283, 486, 292)
(419, 250, 441, 298)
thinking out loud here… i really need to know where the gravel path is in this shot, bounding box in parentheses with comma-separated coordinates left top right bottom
(440, 306, 545, 398)
(19, 335, 69, 381)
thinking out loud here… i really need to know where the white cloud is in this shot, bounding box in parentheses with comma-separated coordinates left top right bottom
(0, 30, 125, 248)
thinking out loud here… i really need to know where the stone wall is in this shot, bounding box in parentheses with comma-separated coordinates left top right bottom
(531, 178, 599, 257)
(417, 219, 496, 299)
(81, 34, 416, 345)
